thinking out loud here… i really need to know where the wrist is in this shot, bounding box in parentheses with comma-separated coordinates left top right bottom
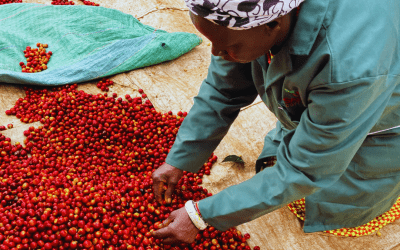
(185, 200, 208, 230)
(194, 201, 202, 218)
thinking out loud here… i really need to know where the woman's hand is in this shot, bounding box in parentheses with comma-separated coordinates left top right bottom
(152, 162, 183, 203)
(152, 207, 200, 244)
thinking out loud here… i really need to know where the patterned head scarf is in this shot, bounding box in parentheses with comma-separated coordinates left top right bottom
(185, 0, 304, 30)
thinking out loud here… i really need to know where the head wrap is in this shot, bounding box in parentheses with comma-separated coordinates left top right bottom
(185, 0, 304, 30)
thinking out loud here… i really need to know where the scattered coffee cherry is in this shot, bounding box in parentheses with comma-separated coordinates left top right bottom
(0, 84, 252, 249)
(0, 0, 22, 5)
(253, 246, 261, 250)
(81, 0, 99, 6)
(51, 0, 75, 5)
(20, 43, 52, 73)
(7, 124, 13, 129)
(96, 78, 114, 92)
(0, 126, 6, 131)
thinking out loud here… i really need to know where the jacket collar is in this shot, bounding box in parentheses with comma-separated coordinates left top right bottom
(265, 42, 293, 84)
(255, 0, 329, 87)
(288, 0, 330, 56)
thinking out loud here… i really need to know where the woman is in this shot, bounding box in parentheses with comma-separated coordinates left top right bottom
(152, 0, 400, 244)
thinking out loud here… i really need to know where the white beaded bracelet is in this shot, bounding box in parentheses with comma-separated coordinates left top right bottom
(185, 200, 208, 230)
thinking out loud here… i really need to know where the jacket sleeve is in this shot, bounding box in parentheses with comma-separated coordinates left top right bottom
(197, 74, 397, 230)
(165, 55, 258, 173)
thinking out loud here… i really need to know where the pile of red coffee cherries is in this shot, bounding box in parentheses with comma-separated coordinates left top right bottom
(0, 83, 259, 249)
(20, 44, 52, 73)
(0, 0, 22, 5)
(96, 79, 114, 92)
(50, 0, 75, 5)
(50, 0, 99, 6)
(81, 1, 99, 6)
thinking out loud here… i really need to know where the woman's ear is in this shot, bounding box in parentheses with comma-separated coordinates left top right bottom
(263, 19, 281, 37)
(189, 11, 196, 25)
(266, 20, 279, 29)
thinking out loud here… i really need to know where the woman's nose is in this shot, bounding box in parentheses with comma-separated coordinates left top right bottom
(211, 45, 227, 57)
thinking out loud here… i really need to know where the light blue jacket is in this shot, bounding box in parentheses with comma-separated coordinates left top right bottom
(166, 0, 400, 232)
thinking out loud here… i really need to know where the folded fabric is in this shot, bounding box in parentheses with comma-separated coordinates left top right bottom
(0, 3, 202, 86)
(288, 197, 400, 237)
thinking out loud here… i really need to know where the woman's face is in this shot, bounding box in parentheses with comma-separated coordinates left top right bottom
(189, 11, 286, 64)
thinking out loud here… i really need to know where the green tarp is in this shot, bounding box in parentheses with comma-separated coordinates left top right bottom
(0, 3, 201, 85)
